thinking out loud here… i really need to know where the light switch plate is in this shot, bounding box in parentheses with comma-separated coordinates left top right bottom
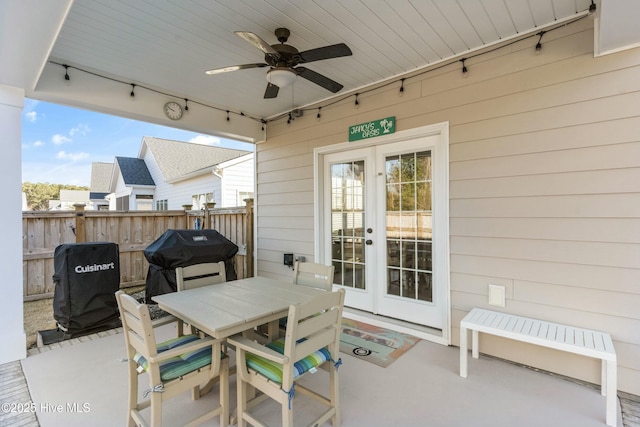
(488, 284, 506, 307)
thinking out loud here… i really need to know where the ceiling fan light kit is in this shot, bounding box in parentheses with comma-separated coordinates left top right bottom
(206, 27, 352, 99)
(266, 67, 296, 88)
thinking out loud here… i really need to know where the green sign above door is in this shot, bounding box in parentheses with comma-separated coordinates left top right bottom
(349, 116, 395, 142)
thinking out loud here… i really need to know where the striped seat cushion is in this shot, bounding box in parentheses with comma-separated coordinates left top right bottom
(245, 338, 331, 384)
(134, 334, 213, 381)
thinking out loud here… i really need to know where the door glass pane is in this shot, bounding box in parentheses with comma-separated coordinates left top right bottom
(385, 150, 433, 303)
(331, 160, 366, 290)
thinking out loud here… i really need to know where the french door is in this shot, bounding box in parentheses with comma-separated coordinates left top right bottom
(320, 126, 449, 330)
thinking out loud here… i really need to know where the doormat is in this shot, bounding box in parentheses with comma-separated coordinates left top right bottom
(340, 318, 419, 368)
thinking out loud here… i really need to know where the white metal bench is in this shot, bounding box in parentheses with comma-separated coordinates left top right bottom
(459, 308, 617, 427)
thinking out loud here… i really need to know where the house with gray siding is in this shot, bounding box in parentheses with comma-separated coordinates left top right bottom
(92, 137, 254, 211)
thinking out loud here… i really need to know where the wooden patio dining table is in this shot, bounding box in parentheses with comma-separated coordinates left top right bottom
(152, 275, 325, 340)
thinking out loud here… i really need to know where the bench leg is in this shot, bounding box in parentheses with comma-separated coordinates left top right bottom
(460, 325, 468, 378)
(605, 359, 617, 427)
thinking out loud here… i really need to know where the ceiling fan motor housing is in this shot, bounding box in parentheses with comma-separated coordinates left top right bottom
(265, 43, 299, 67)
(274, 27, 290, 43)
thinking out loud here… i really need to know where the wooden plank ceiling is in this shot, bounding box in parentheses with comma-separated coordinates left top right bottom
(47, 0, 593, 120)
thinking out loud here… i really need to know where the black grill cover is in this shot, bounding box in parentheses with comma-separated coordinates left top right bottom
(53, 242, 121, 334)
(144, 229, 238, 301)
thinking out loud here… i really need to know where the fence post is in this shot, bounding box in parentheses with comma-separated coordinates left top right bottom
(205, 202, 216, 229)
(74, 203, 86, 243)
(244, 198, 254, 277)
(182, 204, 192, 229)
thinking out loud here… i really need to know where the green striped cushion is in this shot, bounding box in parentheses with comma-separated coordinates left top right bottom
(245, 338, 330, 384)
(134, 334, 213, 381)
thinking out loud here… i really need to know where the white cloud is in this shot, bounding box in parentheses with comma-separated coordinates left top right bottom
(33, 140, 44, 147)
(52, 134, 72, 145)
(56, 151, 89, 161)
(69, 123, 90, 136)
(189, 135, 221, 146)
(25, 111, 37, 122)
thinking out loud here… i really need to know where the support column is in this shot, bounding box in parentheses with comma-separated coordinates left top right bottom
(0, 85, 27, 363)
(244, 198, 254, 277)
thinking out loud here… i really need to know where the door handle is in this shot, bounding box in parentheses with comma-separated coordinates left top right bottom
(365, 239, 373, 245)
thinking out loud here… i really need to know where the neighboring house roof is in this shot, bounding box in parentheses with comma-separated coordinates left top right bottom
(89, 192, 109, 200)
(115, 157, 155, 186)
(90, 162, 113, 193)
(139, 137, 251, 182)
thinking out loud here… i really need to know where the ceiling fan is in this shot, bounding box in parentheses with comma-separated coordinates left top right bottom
(205, 28, 352, 99)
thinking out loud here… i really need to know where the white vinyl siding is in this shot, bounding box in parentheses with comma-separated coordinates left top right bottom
(219, 153, 255, 207)
(256, 19, 640, 394)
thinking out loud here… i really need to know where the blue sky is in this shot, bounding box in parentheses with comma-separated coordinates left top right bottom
(21, 99, 255, 187)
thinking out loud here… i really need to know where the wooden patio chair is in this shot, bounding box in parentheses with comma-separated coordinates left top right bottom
(116, 290, 229, 427)
(176, 261, 227, 291)
(228, 288, 345, 427)
(176, 261, 227, 335)
(293, 261, 335, 291)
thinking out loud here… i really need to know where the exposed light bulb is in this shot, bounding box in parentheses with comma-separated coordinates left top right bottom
(63, 65, 70, 86)
(461, 59, 468, 78)
(535, 31, 545, 55)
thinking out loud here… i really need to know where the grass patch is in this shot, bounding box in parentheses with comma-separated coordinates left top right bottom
(23, 286, 146, 349)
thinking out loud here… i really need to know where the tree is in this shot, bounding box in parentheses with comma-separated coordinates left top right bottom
(22, 182, 89, 210)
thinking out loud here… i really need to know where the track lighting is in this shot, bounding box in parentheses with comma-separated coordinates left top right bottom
(184, 99, 189, 111)
(130, 84, 136, 98)
(460, 58, 468, 78)
(226, 110, 230, 122)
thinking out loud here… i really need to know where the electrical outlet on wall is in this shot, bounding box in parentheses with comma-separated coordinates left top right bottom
(284, 253, 294, 268)
(488, 284, 506, 307)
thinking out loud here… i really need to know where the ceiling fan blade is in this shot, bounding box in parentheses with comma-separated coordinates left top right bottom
(295, 67, 344, 93)
(296, 43, 352, 63)
(264, 83, 279, 99)
(235, 31, 280, 57)
(205, 63, 268, 75)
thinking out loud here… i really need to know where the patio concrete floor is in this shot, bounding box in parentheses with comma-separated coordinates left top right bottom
(2, 322, 637, 427)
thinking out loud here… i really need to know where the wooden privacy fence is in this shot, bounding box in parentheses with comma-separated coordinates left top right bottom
(22, 199, 254, 301)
